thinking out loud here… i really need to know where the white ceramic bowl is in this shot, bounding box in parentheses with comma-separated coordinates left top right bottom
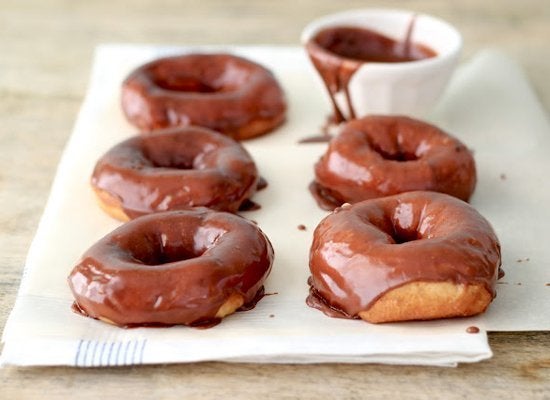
(301, 9, 462, 119)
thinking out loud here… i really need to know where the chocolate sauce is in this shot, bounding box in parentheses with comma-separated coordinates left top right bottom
(314, 25, 435, 63)
(306, 19, 436, 123)
(466, 326, 480, 334)
(297, 224, 307, 231)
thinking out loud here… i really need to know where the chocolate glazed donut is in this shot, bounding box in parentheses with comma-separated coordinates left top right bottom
(91, 126, 260, 221)
(68, 209, 274, 327)
(311, 115, 476, 210)
(122, 53, 287, 140)
(307, 191, 501, 323)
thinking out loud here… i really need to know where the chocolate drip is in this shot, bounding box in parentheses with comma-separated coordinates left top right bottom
(237, 286, 266, 312)
(305, 39, 360, 123)
(308, 181, 342, 211)
(239, 199, 261, 211)
(306, 279, 358, 320)
(305, 16, 436, 124)
(257, 176, 268, 190)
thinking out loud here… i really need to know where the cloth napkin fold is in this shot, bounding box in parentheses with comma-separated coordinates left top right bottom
(2, 44, 549, 367)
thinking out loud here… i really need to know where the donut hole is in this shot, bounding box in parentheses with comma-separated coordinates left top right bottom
(139, 246, 202, 265)
(146, 153, 195, 170)
(152, 74, 218, 93)
(390, 226, 421, 244)
(374, 146, 418, 162)
(141, 138, 215, 170)
(148, 57, 253, 94)
(360, 129, 420, 162)
(129, 233, 205, 266)
(368, 141, 419, 162)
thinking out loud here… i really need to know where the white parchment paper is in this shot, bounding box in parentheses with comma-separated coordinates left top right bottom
(2, 45, 549, 367)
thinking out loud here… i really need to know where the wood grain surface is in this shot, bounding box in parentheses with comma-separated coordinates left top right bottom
(1, 0, 549, 398)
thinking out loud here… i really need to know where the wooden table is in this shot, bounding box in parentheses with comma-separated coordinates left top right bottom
(1, 1, 549, 398)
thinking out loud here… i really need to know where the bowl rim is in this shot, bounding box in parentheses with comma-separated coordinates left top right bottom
(301, 8, 463, 70)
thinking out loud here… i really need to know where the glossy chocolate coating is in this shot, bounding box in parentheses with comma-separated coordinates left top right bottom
(68, 209, 274, 327)
(91, 126, 259, 218)
(312, 116, 476, 210)
(308, 191, 501, 318)
(122, 53, 287, 140)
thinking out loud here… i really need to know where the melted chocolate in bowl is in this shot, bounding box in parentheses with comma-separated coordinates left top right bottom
(306, 20, 437, 123)
(313, 26, 436, 63)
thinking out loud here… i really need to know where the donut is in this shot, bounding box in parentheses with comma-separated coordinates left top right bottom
(311, 115, 476, 210)
(121, 53, 287, 140)
(68, 209, 274, 327)
(307, 191, 501, 323)
(91, 126, 260, 221)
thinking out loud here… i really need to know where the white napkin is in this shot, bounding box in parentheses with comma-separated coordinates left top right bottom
(2, 44, 549, 368)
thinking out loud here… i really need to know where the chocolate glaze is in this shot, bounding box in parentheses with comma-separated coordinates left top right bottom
(92, 126, 260, 218)
(68, 209, 274, 327)
(306, 22, 436, 123)
(312, 116, 477, 210)
(307, 191, 501, 319)
(122, 53, 287, 140)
